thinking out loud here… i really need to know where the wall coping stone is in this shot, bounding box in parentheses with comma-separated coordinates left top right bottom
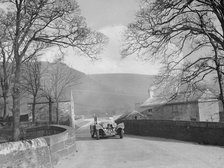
(0, 138, 48, 155)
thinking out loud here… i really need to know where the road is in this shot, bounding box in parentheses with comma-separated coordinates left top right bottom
(56, 120, 224, 168)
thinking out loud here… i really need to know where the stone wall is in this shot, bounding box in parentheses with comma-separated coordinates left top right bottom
(0, 138, 52, 168)
(198, 100, 220, 122)
(44, 125, 76, 165)
(117, 119, 224, 146)
(0, 125, 76, 168)
(141, 102, 199, 121)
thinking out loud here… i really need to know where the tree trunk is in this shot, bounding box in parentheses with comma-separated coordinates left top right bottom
(12, 63, 21, 141)
(32, 97, 36, 123)
(56, 101, 59, 124)
(2, 95, 7, 119)
(2, 58, 9, 119)
(49, 97, 52, 124)
(216, 69, 224, 120)
(214, 47, 224, 121)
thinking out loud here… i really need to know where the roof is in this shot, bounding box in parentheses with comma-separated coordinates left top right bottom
(141, 96, 167, 107)
(116, 113, 130, 121)
(117, 110, 148, 120)
(126, 110, 146, 118)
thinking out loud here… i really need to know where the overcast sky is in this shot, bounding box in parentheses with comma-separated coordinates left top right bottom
(50, 0, 161, 75)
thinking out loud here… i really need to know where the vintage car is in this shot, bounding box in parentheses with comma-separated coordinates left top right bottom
(90, 119, 124, 140)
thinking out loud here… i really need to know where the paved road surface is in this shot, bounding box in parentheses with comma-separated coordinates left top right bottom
(56, 121, 224, 168)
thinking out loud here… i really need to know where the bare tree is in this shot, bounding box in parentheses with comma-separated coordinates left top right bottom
(21, 58, 42, 123)
(0, 47, 13, 119)
(122, 0, 224, 110)
(41, 61, 81, 124)
(0, 9, 14, 119)
(0, 0, 107, 141)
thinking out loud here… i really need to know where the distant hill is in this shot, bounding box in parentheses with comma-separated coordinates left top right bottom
(88, 73, 155, 97)
(71, 73, 155, 117)
(38, 62, 156, 117)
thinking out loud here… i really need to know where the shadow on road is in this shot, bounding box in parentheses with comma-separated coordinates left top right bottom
(76, 134, 122, 141)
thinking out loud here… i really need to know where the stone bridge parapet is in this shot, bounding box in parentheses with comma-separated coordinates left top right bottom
(0, 125, 76, 168)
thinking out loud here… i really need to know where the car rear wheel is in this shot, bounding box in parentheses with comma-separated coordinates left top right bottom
(91, 132, 95, 138)
(119, 130, 124, 139)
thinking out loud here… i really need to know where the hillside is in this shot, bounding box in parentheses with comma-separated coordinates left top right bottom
(72, 73, 155, 117)
(88, 73, 155, 97)
(39, 62, 156, 117)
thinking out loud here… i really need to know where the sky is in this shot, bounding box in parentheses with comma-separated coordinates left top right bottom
(44, 0, 161, 75)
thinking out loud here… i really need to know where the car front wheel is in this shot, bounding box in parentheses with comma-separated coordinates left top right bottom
(119, 130, 124, 139)
(96, 130, 100, 140)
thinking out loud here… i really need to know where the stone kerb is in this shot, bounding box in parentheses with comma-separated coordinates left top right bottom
(0, 125, 76, 168)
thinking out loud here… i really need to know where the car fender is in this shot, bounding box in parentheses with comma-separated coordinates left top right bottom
(116, 122, 124, 130)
